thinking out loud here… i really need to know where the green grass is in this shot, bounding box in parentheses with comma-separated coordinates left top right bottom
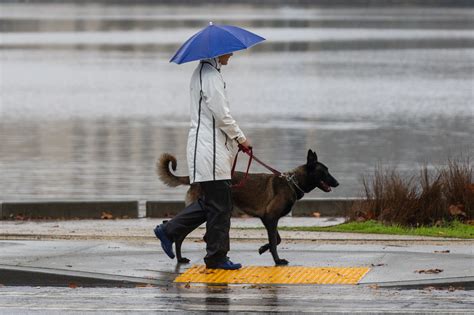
(278, 220, 474, 239)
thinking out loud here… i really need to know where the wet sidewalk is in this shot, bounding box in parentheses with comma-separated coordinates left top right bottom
(0, 216, 473, 288)
(2, 238, 473, 287)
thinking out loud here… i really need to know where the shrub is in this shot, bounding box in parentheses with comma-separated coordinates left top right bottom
(350, 159, 473, 226)
(441, 160, 473, 219)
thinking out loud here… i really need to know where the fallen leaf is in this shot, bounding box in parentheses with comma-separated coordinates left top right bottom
(68, 282, 78, 289)
(434, 250, 450, 254)
(424, 285, 463, 292)
(465, 183, 474, 193)
(367, 210, 377, 220)
(14, 214, 25, 221)
(370, 263, 386, 267)
(448, 204, 466, 217)
(199, 270, 215, 274)
(415, 269, 443, 274)
(136, 284, 154, 288)
(66, 264, 73, 267)
(368, 284, 379, 289)
(101, 211, 114, 220)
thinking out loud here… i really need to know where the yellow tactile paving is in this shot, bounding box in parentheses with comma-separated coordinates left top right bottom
(174, 265, 371, 285)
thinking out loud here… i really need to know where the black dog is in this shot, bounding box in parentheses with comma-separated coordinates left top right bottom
(158, 149, 339, 265)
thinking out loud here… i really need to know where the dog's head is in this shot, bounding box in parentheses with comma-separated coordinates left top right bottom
(306, 149, 339, 192)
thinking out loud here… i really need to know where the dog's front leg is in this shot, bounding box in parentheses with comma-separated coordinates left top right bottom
(263, 219, 288, 265)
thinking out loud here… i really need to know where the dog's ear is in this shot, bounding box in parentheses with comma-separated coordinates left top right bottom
(307, 149, 318, 168)
(312, 150, 318, 162)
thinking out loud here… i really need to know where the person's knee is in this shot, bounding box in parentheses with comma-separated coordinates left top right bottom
(206, 205, 232, 218)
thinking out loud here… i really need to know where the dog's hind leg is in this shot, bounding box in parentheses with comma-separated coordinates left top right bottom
(262, 218, 288, 266)
(175, 237, 190, 264)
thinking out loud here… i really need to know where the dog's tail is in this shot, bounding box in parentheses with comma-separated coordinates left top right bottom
(157, 153, 190, 187)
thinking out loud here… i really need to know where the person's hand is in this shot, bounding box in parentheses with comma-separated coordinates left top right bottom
(239, 139, 252, 153)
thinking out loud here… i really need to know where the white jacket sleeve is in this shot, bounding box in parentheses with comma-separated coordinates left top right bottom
(202, 72, 246, 144)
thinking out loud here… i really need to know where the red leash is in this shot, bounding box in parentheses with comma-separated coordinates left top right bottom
(231, 144, 281, 188)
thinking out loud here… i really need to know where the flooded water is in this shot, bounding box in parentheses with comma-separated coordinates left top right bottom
(1, 3, 473, 202)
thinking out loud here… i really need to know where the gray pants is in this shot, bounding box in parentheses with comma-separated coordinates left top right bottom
(163, 180, 233, 267)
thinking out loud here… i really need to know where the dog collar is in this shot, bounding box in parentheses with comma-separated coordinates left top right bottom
(283, 174, 305, 199)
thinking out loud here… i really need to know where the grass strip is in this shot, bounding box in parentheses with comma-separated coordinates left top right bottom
(278, 220, 474, 239)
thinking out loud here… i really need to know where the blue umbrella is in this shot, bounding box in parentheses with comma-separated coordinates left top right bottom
(170, 22, 265, 64)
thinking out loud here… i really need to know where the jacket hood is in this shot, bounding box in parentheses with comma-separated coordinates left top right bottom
(200, 57, 222, 71)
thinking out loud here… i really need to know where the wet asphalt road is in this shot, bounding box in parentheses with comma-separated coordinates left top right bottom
(1, 284, 473, 314)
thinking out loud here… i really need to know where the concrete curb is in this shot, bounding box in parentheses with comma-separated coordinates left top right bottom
(0, 198, 357, 220)
(0, 264, 167, 287)
(146, 198, 357, 217)
(0, 201, 139, 220)
(363, 276, 474, 290)
(1, 264, 472, 289)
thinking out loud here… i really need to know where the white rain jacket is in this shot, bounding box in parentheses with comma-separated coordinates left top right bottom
(186, 58, 246, 184)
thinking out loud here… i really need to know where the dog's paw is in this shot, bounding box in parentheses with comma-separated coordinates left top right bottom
(258, 245, 269, 255)
(177, 257, 190, 264)
(275, 259, 289, 266)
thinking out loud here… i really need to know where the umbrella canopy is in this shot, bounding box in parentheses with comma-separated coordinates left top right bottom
(170, 22, 265, 64)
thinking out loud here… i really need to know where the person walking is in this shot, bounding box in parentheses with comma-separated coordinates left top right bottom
(153, 23, 264, 270)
